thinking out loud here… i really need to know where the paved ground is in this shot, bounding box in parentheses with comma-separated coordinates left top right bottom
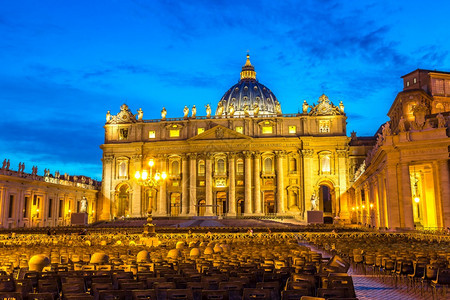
(304, 242, 446, 300)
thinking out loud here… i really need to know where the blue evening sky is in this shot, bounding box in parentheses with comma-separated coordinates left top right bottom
(1, 0, 449, 180)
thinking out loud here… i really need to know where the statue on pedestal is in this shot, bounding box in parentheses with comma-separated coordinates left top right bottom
(161, 107, 167, 120)
(310, 193, 317, 211)
(191, 105, 196, 118)
(205, 104, 211, 118)
(183, 106, 189, 119)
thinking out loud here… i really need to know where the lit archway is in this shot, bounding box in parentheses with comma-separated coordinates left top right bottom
(198, 199, 206, 216)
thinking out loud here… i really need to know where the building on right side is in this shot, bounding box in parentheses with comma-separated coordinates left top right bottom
(349, 69, 450, 230)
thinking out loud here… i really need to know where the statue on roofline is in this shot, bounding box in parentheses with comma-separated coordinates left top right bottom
(183, 106, 189, 119)
(205, 104, 211, 118)
(161, 107, 167, 120)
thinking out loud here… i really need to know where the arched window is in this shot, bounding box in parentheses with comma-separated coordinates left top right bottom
(236, 159, 244, 175)
(289, 157, 297, 172)
(217, 159, 225, 174)
(264, 158, 273, 174)
(321, 155, 331, 173)
(198, 160, 205, 176)
(436, 103, 444, 113)
(118, 161, 128, 178)
(172, 161, 180, 175)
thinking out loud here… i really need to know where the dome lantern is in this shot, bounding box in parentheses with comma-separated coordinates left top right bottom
(240, 53, 256, 80)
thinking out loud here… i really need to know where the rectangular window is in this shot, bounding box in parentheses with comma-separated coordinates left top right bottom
(48, 198, 53, 218)
(59, 200, 63, 218)
(149, 130, 156, 138)
(8, 195, 14, 218)
(33, 195, 37, 206)
(236, 126, 243, 134)
(262, 126, 273, 134)
(288, 126, 296, 134)
(197, 128, 205, 135)
(413, 77, 417, 84)
(406, 81, 410, 87)
(23, 196, 29, 218)
(169, 129, 180, 137)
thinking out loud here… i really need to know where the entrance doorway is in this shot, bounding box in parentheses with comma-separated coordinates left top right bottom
(319, 185, 332, 213)
(264, 191, 275, 214)
(237, 199, 244, 216)
(198, 200, 206, 216)
(216, 192, 227, 216)
(170, 193, 180, 217)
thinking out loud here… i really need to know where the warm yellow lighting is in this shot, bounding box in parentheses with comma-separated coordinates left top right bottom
(352, 207, 355, 211)
(362, 205, 365, 209)
(356, 206, 359, 210)
(36, 209, 39, 213)
(68, 210, 71, 213)
(414, 197, 420, 203)
(370, 203, 374, 209)
(135, 171, 140, 179)
(262, 126, 273, 134)
(148, 159, 154, 167)
(161, 172, 167, 180)
(92, 211, 95, 214)
(154, 173, 161, 181)
(142, 170, 148, 180)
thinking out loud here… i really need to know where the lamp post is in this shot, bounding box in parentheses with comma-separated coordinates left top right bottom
(135, 159, 167, 236)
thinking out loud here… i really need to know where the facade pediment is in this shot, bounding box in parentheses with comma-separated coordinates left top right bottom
(188, 125, 252, 142)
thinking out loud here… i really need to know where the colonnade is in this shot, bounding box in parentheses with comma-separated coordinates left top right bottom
(152, 151, 289, 217)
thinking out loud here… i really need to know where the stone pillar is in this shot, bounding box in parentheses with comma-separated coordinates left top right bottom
(157, 155, 168, 216)
(254, 152, 262, 215)
(188, 154, 197, 216)
(244, 151, 253, 215)
(228, 153, 237, 216)
(131, 155, 142, 217)
(438, 160, 450, 228)
(302, 150, 314, 211)
(205, 154, 214, 216)
(385, 163, 401, 229)
(337, 150, 348, 219)
(369, 179, 379, 228)
(400, 162, 414, 229)
(181, 154, 189, 216)
(100, 155, 114, 220)
(276, 151, 286, 214)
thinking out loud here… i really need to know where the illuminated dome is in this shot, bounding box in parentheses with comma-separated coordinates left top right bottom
(216, 54, 281, 117)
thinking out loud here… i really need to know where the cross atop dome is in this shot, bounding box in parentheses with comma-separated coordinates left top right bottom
(240, 53, 256, 80)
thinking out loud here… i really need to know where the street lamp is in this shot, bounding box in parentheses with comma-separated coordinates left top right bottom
(135, 158, 167, 236)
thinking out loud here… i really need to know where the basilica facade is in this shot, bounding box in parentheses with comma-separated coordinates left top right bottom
(99, 55, 360, 222)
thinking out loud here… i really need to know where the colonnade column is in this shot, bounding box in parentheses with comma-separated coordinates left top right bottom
(438, 160, 450, 227)
(131, 155, 142, 217)
(276, 151, 286, 214)
(228, 153, 236, 216)
(157, 155, 168, 216)
(181, 154, 189, 216)
(244, 151, 253, 215)
(385, 163, 400, 228)
(400, 162, 414, 229)
(205, 154, 214, 216)
(254, 152, 262, 215)
(188, 154, 197, 216)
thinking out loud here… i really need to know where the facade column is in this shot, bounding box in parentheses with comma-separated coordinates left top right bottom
(227, 153, 236, 216)
(244, 151, 253, 215)
(302, 150, 314, 211)
(437, 160, 450, 228)
(188, 153, 197, 216)
(100, 155, 114, 220)
(276, 151, 286, 214)
(400, 162, 414, 229)
(205, 154, 214, 216)
(337, 150, 348, 220)
(181, 154, 189, 216)
(131, 155, 142, 217)
(254, 152, 262, 215)
(157, 155, 168, 216)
